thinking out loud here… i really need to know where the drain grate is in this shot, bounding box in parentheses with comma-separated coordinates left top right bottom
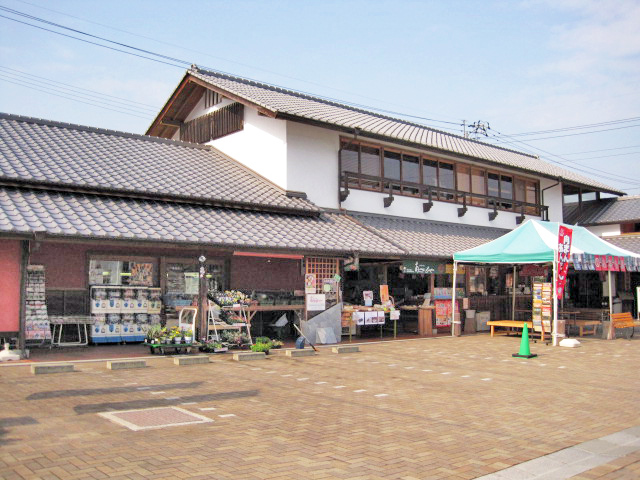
(98, 406, 214, 431)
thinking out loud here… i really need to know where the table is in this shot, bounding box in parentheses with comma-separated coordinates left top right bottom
(567, 319, 600, 337)
(487, 320, 533, 337)
(49, 315, 91, 347)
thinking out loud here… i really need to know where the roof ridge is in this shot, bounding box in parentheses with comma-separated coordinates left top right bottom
(190, 66, 540, 160)
(0, 111, 211, 152)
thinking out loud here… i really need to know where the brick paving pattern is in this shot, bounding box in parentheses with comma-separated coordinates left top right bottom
(1, 335, 638, 479)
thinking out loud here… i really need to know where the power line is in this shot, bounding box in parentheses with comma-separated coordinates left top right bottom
(0, 13, 187, 69)
(0, 68, 158, 113)
(0, 5, 464, 130)
(559, 144, 640, 155)
(11, 0, 465, 125)
(0, 77, 150, 119)
(487, 130, 640, 188)
(499, 116, 640, 137)
(493, 123, 640, 142)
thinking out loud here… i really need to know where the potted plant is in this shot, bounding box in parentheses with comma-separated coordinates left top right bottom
(270, 339, 283, 349)
(250, 342, 270, 354)
(184, 329, 193, 344)
(147, 324, 163, 344)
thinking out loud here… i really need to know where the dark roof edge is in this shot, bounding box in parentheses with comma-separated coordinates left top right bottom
(0, 182, 320, 217)
(189, 66, 540, 160)
(0, 230, 399, 258)
(0, 111, 211, 152)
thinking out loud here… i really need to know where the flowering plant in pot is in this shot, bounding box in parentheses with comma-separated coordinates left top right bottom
(183, 329, 193, 343)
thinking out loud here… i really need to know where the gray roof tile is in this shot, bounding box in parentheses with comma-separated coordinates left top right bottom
(183, 67, 622, 194)
(0, 113, 318, 214)
(348, 211, 508, 258)
(602, 235, 640, 255)
(564, 196, 640, 225)
(0, 187, 403, 256)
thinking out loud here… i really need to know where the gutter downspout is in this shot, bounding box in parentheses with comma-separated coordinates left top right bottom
(541, 179, 561, 222)
(337, 129, 359, 206)
(18, 239, 29, 357)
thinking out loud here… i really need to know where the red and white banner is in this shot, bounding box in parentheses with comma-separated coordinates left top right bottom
(556, 226, 573, 298)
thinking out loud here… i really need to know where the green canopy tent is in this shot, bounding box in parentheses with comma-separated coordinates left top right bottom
(452, 220, 640, 345)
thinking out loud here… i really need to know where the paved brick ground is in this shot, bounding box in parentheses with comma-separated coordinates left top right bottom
(1, 335, 639, 479)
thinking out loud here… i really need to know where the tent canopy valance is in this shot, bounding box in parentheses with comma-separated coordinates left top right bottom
(453, 219, 640, 264)
(451, 219, 640, 345)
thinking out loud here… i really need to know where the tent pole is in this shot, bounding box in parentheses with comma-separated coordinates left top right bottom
(511, 266, 516, 321)
(607, 269, 614, 340)
(451, 261, 457, 337)
(553, 258, 558, 346)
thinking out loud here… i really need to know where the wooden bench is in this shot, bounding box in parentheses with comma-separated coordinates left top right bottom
(487, 320, 533, 337)
(571, 320, 600, 337)
(610, 312, 640, 339)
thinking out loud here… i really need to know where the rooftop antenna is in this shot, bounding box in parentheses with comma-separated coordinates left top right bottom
(468, 120, 491, 140)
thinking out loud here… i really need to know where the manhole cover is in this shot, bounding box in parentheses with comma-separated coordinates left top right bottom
(98, 406, 214, 431)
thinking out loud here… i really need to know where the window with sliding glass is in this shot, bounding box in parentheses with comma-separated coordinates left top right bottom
(402, 154, 420, 196)
(338, 138, 543, 215)
(360, 145, 381, 190)
(383, 149, 402, 194)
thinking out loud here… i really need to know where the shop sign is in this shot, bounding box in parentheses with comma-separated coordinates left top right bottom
(363, 290, 373, 307)
(520, 264, 547, 277)
(402, 261, 464, 275)
(556, 226, 573, 298)
(380, 285, 390, 304)
(304, 274, 316, 294)
(306, 293, 326, 311)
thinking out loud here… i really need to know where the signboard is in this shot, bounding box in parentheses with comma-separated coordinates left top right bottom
(434, 299, 459, 328)
(520, 264, 548, 277)
(380, 285, 389, 304)
(304, 274, 316, 294)
(402, 261, 464, 275)
(556, 225, 573, 298)
(363, 290, 373, 307)
(306, 293, 326, 311)
(130, 262, 153, 286)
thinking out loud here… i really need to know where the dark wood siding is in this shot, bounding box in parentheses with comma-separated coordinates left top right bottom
(180, 102, 244, 143)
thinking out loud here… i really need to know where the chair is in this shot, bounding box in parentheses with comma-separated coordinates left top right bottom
(269, 313, 289, 339)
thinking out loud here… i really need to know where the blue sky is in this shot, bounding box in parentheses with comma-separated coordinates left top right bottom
(0, 0, 638, 195)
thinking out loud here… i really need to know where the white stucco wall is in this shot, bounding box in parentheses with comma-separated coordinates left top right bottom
(171, 93, 289, 189)
(587, 224, 621, 237)
(210, 108, 288, 189)
(286, 121, 340, 207)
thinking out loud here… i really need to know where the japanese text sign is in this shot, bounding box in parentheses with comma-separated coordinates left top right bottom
(556, 226, 573, 298)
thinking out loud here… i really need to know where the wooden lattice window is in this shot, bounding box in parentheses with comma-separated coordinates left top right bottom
(305, 257, 340, 296)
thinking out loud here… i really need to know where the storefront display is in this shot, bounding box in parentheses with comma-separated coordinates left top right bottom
(25, 265, 51, 342)
(90, 286, 161, 343)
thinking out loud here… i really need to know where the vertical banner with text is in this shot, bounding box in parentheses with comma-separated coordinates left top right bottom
(556, 225, 573, 298)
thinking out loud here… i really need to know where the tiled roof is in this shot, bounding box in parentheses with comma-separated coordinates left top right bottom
(175, 67, 623, 195)
(564, 196, 640, 226)
(603, 235, 640, 255)
(348, 212, 508, 258)
(0, 187, 403, 256)
(0, 113, 318, 215)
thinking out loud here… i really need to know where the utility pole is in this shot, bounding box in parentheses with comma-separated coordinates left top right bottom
(463, 120, 468, 138)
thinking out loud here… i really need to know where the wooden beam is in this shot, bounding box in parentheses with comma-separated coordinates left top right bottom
(187, 76, 278, 118)
(160, 118, 182, 127)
